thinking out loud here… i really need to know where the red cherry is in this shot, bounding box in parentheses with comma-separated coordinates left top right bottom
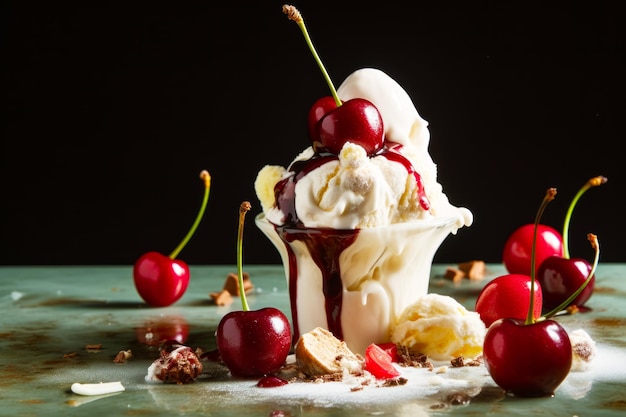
(284, 6, 384, 156)
(217, 307, 292, 378)
(133, 252, 190, 307)
(475, 274, 543, 327)
(537, 257, 594, 312)
(215, 202, 292, 378)
(133, 170, 211, 307)
(536, 176, 606, 312)
(308, 96, 338, 141)
(502, 223, 563, 276)
(364, 343, 400, 380)
(314, 98, 384, 155)
(483, 318, 572, 397)
(483, 188, 601, 397)
(135, 315, 190, 346)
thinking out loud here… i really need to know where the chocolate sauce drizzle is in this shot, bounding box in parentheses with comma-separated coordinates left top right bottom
(276, 225, 358, 344)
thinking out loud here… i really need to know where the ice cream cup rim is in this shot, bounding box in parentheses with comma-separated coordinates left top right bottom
(254, 212, 459, 234)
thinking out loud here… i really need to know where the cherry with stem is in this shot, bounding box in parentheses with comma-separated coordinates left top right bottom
(483, 188, 601, 397)
(537, 175, 607, 312)
(216, 202, 292, 378)
(283, 4, 384, 155)
(133, 170, 211, 307)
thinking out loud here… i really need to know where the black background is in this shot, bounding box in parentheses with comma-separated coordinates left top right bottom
(2, 1, 624, 266)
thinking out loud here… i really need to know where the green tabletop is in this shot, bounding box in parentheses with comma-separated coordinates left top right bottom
(1, 264, 625, 416)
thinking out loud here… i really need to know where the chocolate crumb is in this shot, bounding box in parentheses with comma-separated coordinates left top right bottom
(397, 346, 432, 369)
(113, 349, 133, 363)
(458, 260, 486, 281)
(223, 272, 254, 296)
(85, 344, 103, 352)
(444, 267, 465, 283)
(450, 356, 465, 367)
(209, 289, 233, 306)
(382, 377, 408, 387)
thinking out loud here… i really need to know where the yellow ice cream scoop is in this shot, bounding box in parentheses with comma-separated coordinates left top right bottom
(391, 293, 486, 361)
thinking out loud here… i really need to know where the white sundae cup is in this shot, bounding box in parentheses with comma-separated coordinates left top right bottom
(256, 213, 465, 354)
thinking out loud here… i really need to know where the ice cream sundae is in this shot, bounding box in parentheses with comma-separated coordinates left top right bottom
(254, 5, 472, 355)
(255, 67, 472, 354)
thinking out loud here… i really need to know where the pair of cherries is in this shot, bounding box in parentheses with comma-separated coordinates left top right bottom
(500, 175, 607, 313)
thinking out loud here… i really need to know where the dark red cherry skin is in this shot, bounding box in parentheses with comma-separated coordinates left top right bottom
(537, 256, 595, 312)
(308, 96, 338, 141)
(502, 224, 564, 276)
(483, 318, 572, 397)
(133, 251, 190, 307)
(475, 274, 543, 328)
(314, 98, 384, 155)
(216, 307, 292, 378)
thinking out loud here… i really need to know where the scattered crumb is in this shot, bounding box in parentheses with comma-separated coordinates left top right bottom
(458, 260, 485, 281)
(444, 260, 485, 283)
(113, 349, 133, 363)
(209, 272, 254, 304)
(396, 346, 433, 369)
(85, 344, 103, 352)
(567, 305, 581, 315)
(450, 356, 464, 368)
(209, 289, 233, 306)
(433, 366, 448, 374)
(64, 352, 78, 358)
(451, 355, 483, 367)
(444, 267, 465, 283)
(222, 272, 254, 296)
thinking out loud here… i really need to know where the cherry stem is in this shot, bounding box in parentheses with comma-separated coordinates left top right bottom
(283, 4, 341, 107)
(562, 176, 607, 259)
(542, 233, 600, 320)
(237, 201, 252, 312)
(526, 188, 557, 325)
(168, 170, 211, 260)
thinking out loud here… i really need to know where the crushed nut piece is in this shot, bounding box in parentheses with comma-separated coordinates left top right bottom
(209, 289, 233, 306)
(113, 349, 133, 363)
(444, 267, 465, 283)
(382, 377, 408, 387)
(458, 260, 486, 281)
(567, 305, 580, 315)
(223, 272, 254, 296)
(85, 344, 103, 352)
(396, 346, 432, 369)
(450, 356, 465, 367)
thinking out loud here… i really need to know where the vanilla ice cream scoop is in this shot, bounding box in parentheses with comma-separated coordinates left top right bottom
(391, 293, 486, 361)
(255, 68, 472, 230)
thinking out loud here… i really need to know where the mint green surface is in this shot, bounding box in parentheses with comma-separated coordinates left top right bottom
(1, 264, 625, 416)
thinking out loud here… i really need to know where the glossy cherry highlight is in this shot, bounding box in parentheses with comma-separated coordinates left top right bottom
(537, 175, 607, 312)
(216, 202, 292, 378)
(133, 170, 211, 307)
(483, 188, 601, 397)
(284, 4, 385, 156)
